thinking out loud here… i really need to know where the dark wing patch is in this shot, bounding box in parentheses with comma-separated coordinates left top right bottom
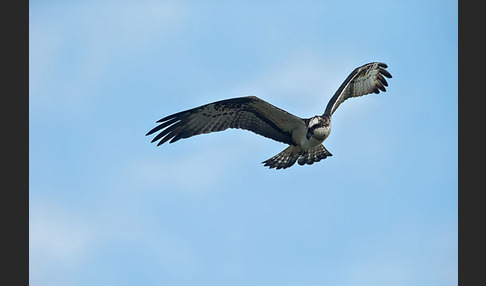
(323, 62, 392, 117)
(146, 96, 305, 146)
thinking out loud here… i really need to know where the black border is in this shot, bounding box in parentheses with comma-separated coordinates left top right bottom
(5, 0, 29, 284)
(458, 1, 476, 285)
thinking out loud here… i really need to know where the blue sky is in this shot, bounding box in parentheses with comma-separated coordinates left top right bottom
(29, 0, 457, 285)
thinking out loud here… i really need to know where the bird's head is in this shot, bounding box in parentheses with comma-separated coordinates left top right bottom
(306, 116, 331, 140)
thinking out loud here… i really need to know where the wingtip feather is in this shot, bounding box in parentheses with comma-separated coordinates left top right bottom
(377, 62, 388, 68)
(380, 69, 392, 78)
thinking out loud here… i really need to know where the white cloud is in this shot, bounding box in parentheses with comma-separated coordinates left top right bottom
(29, 199, 94, 285)
(29, 200, 93, 263)
(29, 0, 188, 117)
(29, 196, 199, 284)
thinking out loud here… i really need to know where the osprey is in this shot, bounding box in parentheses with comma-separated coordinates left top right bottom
(146, 62, 392, 169)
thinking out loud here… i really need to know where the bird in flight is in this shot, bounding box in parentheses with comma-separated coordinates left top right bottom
(146, 62, 392, 169)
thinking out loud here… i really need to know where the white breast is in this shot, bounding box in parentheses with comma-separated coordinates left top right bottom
(313, 124, 331, 140)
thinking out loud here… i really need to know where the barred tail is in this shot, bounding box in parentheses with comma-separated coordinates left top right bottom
(262, 144, 332, 169)
(297, 144, 332, 166)
(262, 146, 300, 169)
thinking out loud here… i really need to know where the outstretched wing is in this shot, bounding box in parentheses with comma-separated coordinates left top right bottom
(323, 62, 392, 117)
(146, 96, 306, 146)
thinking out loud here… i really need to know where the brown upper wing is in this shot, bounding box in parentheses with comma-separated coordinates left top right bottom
(146, 96, 306, 146)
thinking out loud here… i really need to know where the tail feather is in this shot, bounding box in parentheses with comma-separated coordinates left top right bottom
(262, 146, 300, 169)
(298, 144, 332, 166)
(262, 144, 332, 169)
